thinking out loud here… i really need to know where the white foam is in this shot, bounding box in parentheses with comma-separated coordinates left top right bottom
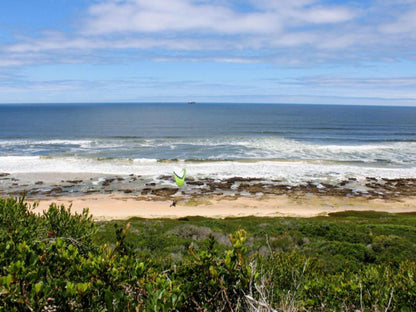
(2, 137, 416, 165)
(242, 137, 416, 164)
(1, 156, 415, 186)
(0, 139, 93, 147)
(1, 135, 416, 186)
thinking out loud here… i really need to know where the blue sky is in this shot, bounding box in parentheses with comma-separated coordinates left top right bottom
(1, 0, 416, 105)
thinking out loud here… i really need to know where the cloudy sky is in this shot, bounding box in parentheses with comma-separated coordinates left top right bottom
(1, 0, 416, 105)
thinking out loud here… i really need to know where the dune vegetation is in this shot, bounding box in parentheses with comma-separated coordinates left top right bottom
(1, 196, 415, 311)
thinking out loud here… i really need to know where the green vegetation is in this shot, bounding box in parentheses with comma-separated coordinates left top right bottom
(1, 196, 416, 311)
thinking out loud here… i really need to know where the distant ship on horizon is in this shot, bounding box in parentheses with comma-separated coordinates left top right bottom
(188, 100, 196, 104)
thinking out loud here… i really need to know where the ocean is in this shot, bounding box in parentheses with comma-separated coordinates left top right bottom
(1, 103, 416, 187)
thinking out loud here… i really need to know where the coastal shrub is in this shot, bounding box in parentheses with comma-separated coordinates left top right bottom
(41, 203, 95, 239)
(310, 241, 375, 272)
(372, 234, 416, 265)
(0, 237, 150, 311)
(172, 230, 252, 311)
(0, 196, 40, 245)
(0, 198, 150, 311)
(328, 210, 394, 219)
(41, 203, 97, 254)
(269, 232, 298, 251)
(1, 196, 416, 311)
(299, 221, 369, 244)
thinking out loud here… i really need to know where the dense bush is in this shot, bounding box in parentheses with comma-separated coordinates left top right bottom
(1, 196, 415, 311)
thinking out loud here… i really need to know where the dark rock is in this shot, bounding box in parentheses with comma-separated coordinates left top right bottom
(102, 178, 116, 186)
(66, 180, 83, 184)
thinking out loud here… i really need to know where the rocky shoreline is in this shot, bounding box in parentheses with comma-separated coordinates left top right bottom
(1, 172, 416, 202)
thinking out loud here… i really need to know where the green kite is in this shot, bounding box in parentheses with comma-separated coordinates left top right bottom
(173, 169, 186, 187)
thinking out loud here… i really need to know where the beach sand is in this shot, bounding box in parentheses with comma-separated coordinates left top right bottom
(2, 172, 415, 220)
(29, 193, 416, 221)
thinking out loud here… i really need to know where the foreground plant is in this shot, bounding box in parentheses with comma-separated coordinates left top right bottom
(1, 196, 415, 311)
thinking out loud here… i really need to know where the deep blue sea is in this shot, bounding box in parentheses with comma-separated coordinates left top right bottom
(1, 103, 416, 185)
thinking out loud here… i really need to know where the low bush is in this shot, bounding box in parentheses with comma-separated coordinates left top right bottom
(1, 196, 415, 311)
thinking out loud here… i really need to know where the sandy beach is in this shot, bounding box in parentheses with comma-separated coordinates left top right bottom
(27, 193, 416, 221)
(2, 172, 416, 220)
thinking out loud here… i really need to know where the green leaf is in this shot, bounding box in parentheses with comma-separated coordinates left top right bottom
(104, 288, 114, 312)
(34, 281, 43, 294)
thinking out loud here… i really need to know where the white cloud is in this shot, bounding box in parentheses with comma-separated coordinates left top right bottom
(293, 76, 416, 88)
(1, 0, 415, 67)
(2, 0, 359, 60)
(297, 6, 355, 24)
(0, 58, 27, 67)
(380, 9, 416, 34)
(4, 34, 230, 55)
(83, 0, 282, 35)
(81, 0, 358, 37)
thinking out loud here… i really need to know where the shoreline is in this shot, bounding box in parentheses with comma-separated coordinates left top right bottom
(2, 172, 416, 199)
(2, 172, 416, 220)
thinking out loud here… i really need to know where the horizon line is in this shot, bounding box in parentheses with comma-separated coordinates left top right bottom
(0, 101, 415, 108)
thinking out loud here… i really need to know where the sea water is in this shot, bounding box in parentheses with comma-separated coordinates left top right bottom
(1, 103, 416, 185)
